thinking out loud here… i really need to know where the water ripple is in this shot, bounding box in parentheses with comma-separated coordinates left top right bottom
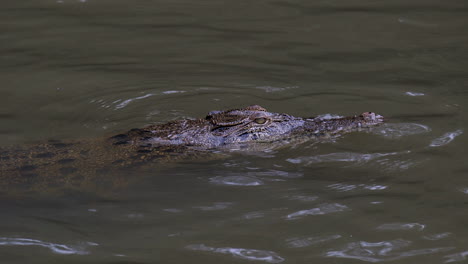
(255, 85, 298, 93)
(328, 183, 387, 192)
(210, 170, 303, 186)
(254, 170, 303, 179)
(405, 91, 425, 96)
(286, 195, 318, 202)
(243, 211, 265, 219)
(429, 130, 463, 147)
(114, 93, 154, 109)
(192, 202, 233, 211)
(326, 239, 453, 262)
(285, 203, 349, 220)
(286, 234, 341, 248)
(186, 244, 285, 263)
(376, 222, 426, 231)
(372, 123, 431, 138)
(210, 176, 264, 186)
(287, 151, 407, 166)
(0, 237, 97, 255)
(163, 208, 183, 213)
(444, 250, 468, 263)
(398, 18, 438, 28)
(423, 232, 452, 241)
(376, 158, 415, 171)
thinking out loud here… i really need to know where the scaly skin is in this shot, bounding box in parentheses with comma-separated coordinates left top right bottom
(0, 105, 383, 196)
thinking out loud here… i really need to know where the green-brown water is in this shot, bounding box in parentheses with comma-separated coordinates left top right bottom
(1, 0, 468, 263)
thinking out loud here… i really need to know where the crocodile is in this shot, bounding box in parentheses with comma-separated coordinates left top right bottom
(0, 105, 383, 196)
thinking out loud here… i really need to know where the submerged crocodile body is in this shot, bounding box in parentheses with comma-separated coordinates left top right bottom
(0, 105, 383, 196)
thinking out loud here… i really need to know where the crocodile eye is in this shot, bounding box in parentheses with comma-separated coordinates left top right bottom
(254, 117, 267, 124)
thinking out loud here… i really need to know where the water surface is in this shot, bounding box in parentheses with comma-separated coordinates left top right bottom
(1, 0, 468, 263)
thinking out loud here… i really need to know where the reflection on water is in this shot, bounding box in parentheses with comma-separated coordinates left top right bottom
(1, 0, 468, 263)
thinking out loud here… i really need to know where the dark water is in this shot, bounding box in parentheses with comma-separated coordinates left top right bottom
(1, 0, 468, 263)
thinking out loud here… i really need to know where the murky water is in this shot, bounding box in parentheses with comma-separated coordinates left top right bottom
(1, 0, 468, 263)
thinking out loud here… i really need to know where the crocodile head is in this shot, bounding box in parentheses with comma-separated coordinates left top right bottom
(143, 105, 384, 148)
(207, 105, 383, 144)
(206, 105, 308, 144)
